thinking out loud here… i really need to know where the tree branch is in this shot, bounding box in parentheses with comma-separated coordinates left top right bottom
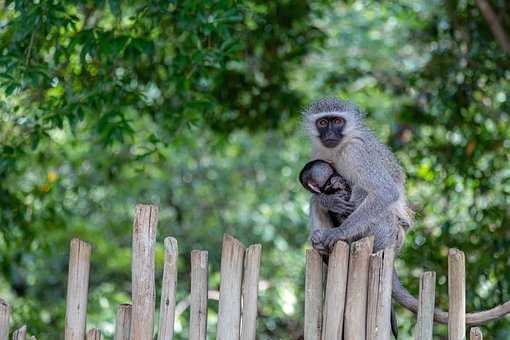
(476, 0, 510, 54)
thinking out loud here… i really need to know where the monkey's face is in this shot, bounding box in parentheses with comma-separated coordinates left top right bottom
(315, 116, 345, 148)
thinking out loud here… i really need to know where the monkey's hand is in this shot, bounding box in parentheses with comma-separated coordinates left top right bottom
(320, 227, 348, 250)
(310, 229, 329, 254)
(318, 193, 355, 214)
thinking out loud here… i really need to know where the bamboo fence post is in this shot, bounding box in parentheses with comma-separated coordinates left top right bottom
(304, 249, 324, 340)
(344, 236, 374, 340)
(12, 326, 26, 340)
(131, 204, 159, 340)
(86, 328, 102, 340)
(415, 271, 436, 340)
(366, 251, 383, 340)
(469, 327, 482, 340)
(321, 241, 349, 340)
(158, 237, 179, 340)
(376, 247, 394, 340)
(217, 235, 246, 340)
(189, 250, 208, 340)
(448, 249, 465, 340)
(0, 299, 9, 340)
(240, 244, 262, 340)
(114, 304, 132, 340)
(64, 238, 91, 340)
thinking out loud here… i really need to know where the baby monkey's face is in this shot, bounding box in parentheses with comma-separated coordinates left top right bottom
(323, 176, 349, 193)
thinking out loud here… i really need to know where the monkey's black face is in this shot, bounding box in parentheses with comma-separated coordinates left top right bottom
(315, 116, 345, 148)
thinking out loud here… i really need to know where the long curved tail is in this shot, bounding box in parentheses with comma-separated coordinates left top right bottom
(392, 269, 510, 325)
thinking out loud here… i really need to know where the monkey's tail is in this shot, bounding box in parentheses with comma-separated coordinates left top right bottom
(390, 305, 398, 339)
(392, 269, 510, 325)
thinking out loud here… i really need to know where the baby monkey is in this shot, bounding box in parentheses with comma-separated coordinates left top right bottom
(299, 159, 373, 255)
(299, 159, 353, 226)
(299, 159, 401, 254)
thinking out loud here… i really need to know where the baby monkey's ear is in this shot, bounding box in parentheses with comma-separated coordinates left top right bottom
(306, 180, 322, 194)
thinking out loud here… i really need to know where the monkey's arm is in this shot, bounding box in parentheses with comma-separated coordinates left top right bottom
(317, 193, 355, 214)
(321, 144, 399, 248)
(309, 195, 334, 252)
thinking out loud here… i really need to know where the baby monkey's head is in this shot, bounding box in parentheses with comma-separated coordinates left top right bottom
(299, 159, 341, 194)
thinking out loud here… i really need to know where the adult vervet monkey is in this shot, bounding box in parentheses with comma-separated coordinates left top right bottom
(304, 98, 411, 253)
(303, 97, 510, 325)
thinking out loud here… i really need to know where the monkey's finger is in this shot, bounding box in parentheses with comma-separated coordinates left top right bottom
(332, 202, 353, 211)
(325, 232, 344, 249)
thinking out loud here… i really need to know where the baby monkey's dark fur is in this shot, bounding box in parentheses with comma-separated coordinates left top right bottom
(299, 160, 352, 224)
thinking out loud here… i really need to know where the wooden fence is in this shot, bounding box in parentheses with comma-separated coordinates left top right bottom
(304, 236, 484, 340)
(0, 204, 486, 339)
(0, 204, 261, 340)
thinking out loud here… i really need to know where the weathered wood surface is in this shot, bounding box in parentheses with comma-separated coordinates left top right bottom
(12, 326, 26, 340)
(217, 235, 246, 340)
(240, 244, 262, 340)
(86, 328, 102, 340)
(114, 304, 132, 340)
(131, 204, 159, 340)
(189, 250, 208, 340)
(469, 327, 483, 340)
(415, 271, 436, 340)
(321, 241, 349, 340)
(158, 237, 179, 340)
(378, 249, 395, 340)
(0, 299, 9, 340)
(344, 236, 373, 340)
(304, 249, 324, 340)
(367, 251, 383, 340)
(64, 238, 91, 340)
(448, 249, 465, 340)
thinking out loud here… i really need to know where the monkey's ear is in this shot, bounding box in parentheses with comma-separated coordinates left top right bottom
(307, 181, 322, 194)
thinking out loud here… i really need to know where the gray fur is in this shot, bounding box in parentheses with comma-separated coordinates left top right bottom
(304, 97, 510, 326)
(304, 97, 410, 251)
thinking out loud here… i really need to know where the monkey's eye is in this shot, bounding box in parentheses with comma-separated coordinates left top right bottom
(333, 117, 344, 125)
(317, 119, 328, 128)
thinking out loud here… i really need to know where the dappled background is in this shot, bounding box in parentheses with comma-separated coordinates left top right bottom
(1, 0, 509, 338)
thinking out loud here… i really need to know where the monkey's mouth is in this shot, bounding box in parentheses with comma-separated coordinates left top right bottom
(322, 139, 341, 148)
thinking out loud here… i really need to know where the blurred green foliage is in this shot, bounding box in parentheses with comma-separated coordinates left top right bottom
(1, 0, 509, 339)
